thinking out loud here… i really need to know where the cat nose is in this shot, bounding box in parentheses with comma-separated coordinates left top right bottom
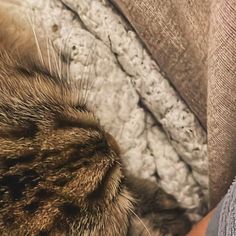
(104, 132, 120, 156)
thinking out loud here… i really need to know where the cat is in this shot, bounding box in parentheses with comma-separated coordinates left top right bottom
(0, 1, 191, 235)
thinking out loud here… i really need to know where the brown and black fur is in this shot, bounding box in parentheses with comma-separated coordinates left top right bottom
(0, 1, 191, 235)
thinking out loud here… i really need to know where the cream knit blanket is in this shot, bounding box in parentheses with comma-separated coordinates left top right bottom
(26, 0, 207, 220)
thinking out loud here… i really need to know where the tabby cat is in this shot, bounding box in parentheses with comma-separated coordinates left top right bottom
(0, 1, 191, 235)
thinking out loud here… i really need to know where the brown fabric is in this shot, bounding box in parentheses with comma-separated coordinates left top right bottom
(111, 0, 236, 207)
(208, 0, 236, 207)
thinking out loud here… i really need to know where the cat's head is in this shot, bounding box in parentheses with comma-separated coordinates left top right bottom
(0, 68, 133, 235)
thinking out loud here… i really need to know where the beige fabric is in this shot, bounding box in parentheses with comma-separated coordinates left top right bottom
(112, 0, 236, 207)
(208, 0, 236, 207)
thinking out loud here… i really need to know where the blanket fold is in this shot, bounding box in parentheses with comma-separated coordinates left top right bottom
(111, 0, 236, 207)
(111, 0, 209, 129)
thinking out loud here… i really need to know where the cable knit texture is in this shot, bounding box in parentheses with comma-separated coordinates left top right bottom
(26, 0, 208, 219)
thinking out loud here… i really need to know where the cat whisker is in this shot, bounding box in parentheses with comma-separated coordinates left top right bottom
(130, 209, 152, 236)
(46, 36, 52, 75)
(58, 38, 64, 80)
(25, 10, 45, 67)
(25, 5, 62, 81)
(75, 37, 96, 107)
(51, 41, 62, 80)
(63, 29, 73, 81)
(83, 59, 94, 107)
(84, 40, 97, 100)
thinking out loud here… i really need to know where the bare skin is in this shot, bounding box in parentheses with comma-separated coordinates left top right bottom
(187, 209, 215, 236)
